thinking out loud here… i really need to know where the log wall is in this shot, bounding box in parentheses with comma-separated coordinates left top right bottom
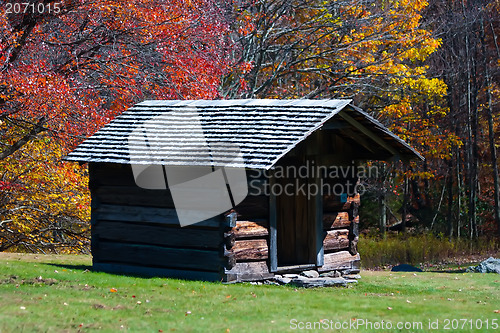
(89, 163, 233, 281)
(321, 192, 360, 274)
(89, 162, 360, 282)
(225, 173, 273, 282)
(224, 219, 273, 282)
(225, 184, 361, 281)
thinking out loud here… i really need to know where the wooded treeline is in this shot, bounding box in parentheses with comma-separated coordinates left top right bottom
(0, 0, 498, 252)
(222, 0, 500, 240)
(425, 0, 500, 239)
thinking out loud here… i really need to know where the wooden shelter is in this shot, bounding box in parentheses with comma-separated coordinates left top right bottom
(66, 99, 422, 282)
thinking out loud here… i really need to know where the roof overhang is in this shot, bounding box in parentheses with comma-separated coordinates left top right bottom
(65, 99, 423, 169)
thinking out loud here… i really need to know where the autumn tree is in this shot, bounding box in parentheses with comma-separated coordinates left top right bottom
(0, 0, 232, 252)
(223, 0, 460, 232)
(424, 0, 500, 238)
(223, 0, 439, 99)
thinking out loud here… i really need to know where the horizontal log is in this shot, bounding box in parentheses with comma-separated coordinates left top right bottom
(225, 212, 237, 228)
(224, 261, 273, 282)
(95, 204, 230, 228)
(94, 241, 230, 272)
(233, 221, 269, 239)
(350, 257, 361, 274)
(223, 245, 237, 269)
(234, 195, 269, 220)
(323, 229, 349, 251)
(94, 221, 222, 249)
(349, 222, 359, 255)
(323, 194, 360, 212)
(318, 251, 360, 272)
(349, 202, 359, 219)
(275, 263, 316, 273)
(93, 262, 222, 281)
(323, 212, 351, 230)
(93, 186, 175, 208)
(90, 163, 138, 187)
(224, 232, 236, 249)
(232, 239, 269, 261)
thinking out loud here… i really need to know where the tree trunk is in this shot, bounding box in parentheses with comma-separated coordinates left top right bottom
(463, 3, 478, 240)
(481, 20, 500, 235)
(446, 156, 454, 240)
(401, 171, 408, 234)
(456, 147, 462, 239)
(379, 193, 387, 238)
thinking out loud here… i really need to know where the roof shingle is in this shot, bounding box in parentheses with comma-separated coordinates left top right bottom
(65, 99, 422, 169)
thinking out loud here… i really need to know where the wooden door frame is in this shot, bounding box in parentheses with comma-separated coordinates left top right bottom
(269, 174, 324, 272)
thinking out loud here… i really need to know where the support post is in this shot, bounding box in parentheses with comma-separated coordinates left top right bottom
(315, 175, 324, 266)
(269, 174, 278, 272)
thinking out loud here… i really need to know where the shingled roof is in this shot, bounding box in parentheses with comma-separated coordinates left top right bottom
(65, 99, 423, 169)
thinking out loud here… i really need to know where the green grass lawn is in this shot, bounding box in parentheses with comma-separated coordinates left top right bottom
(0, 253, 499, 332)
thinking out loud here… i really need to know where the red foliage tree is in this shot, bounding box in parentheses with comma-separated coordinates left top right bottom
(0, 0, 232, 252)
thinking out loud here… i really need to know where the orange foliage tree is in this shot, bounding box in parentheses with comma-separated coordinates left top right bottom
(222, 0, 457, 159)
(223, 0, 461, 231)
(0, 0, 232, 252)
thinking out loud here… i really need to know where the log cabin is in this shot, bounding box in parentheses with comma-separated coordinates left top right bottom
(66, 99, 422, 282)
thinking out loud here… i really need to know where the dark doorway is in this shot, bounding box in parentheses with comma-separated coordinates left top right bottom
(275, 176, 317, 267)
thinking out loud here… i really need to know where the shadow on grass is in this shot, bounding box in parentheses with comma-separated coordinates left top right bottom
(46, 262, 197, 281)
(46, 263, 92, 271)
(424, 269, 467, 273)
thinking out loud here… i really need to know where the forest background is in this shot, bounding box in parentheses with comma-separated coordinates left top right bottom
(0, 0, 498, 259)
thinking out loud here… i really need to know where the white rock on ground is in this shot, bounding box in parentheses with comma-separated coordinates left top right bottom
(300, 270, 320, 278)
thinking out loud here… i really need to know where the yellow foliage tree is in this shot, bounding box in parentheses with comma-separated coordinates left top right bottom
(0, 134, 90, 253)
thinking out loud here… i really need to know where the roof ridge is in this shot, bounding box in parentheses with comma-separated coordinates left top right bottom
(65, 99, 422, 167)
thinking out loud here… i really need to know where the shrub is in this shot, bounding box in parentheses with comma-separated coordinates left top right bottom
(359, 232, 500, 268)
